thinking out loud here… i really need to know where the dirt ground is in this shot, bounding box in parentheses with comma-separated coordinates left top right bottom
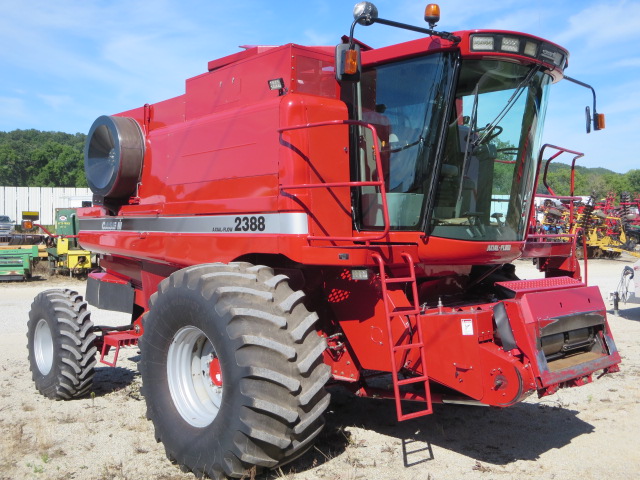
(1, 257, 639, 480)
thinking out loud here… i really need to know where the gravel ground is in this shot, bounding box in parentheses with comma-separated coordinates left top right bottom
(0, 257, 639, 480)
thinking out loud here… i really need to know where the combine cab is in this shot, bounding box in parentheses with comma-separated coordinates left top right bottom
(27, 3, 619, 479)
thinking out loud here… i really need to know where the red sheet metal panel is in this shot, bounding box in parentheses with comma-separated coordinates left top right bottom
(497, 276, 583, 296)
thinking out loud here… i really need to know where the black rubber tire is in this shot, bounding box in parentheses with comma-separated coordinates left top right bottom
(27, 289, 97, 399)
(139, 263, 331, 479)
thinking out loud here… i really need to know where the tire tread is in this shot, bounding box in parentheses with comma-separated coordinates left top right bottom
(27, 289, 97, 400)
(140, 262, 330, 479)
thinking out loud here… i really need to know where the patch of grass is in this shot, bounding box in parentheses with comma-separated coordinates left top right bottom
(472, 461, 492, 473)
(26, 461, 45, 474)
(98, 461, 127, 480)
(313, 445, 334, 462)
(239, 466, 257, 480)
(56, 414, 76, 424)
(33, 420, 57, 452)
(272, 467, 296, 479)
(0, 422, 25, 470)
(133, 442, 149, 454)
(380, 443, 395, 454)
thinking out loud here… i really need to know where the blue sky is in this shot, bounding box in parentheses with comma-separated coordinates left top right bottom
(1, 0, 638, 173)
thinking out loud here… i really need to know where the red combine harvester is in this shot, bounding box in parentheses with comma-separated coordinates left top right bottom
(27, 3, 619, 479)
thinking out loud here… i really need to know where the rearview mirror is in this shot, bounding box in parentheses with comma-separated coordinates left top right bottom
(585, 106, 591, 133)
(585, 106, 606, 133)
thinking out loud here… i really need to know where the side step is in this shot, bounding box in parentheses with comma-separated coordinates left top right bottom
(373, 253, 432, 421)
(99, 330, 139, 367)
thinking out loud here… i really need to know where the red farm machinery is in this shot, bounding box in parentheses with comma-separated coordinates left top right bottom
(27, 3, 620, 479)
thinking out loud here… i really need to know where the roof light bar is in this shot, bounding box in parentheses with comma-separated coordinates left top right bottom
(524, 40, 538, 57)
(471, 35, 494, 51)
(539, 47, 564, 67)
(501, 37, 520, 53)
(469, 33, 567, 69)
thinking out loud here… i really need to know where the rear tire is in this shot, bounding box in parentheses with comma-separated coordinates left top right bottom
(139, 263, 330, 479)
(27, 289, 97, 399)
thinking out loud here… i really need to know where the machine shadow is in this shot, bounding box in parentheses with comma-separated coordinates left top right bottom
(91, 361, 139, 398)
(286, 387, 594, 475)
(617, 305, 640, 322)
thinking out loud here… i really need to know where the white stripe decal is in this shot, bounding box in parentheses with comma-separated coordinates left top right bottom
(79, 213, 309, 235)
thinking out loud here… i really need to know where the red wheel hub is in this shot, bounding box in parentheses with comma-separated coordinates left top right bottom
(209, 357, 223, 387)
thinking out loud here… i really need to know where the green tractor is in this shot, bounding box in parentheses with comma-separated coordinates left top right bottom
(46, 208, 93, 276)
(0, 244, 39, 281)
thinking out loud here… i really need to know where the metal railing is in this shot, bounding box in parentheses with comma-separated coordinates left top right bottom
(529, 144, 589, 282)
(278, 119, 391, 245)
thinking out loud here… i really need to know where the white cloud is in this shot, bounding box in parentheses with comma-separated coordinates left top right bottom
(602, 80, 640, 116)
(36, 94, 73, 110)
(303, 29, 336, 46)
(555, 0, 640, 46)
(613, 57, 640, 68)
(0, 97, 28, 123)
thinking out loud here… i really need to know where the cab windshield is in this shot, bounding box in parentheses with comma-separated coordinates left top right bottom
(430, 59, 551, 241)
(354, 55, 550, 239)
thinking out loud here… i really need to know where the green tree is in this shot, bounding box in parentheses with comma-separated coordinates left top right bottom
(0, 144, 27, 185)
(602, 173, 631, 198)
(33, 141, 85, 187)
(0, 129, 86, 187)
(626, 169, 640, 193)
(491, 139, 517, 194)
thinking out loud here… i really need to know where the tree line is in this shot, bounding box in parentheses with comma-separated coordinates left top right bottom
(0, 129, 638, 200)
(0, 129, 87, 187)
(540, 163, 640, 200)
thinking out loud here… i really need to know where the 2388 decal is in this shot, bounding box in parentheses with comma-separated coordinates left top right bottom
(234, 216, 266, 232)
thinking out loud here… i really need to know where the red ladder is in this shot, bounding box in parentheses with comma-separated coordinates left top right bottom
(372, 253, 433, 421)
(99, 330, 139, 367)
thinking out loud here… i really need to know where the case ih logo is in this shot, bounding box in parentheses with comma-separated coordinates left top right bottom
(487, 244, 511, 252)
(101, 220, 123, 231)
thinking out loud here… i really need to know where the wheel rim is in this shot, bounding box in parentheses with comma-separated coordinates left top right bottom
(34, 319, 54, 375)
(167, 326, 222, 428)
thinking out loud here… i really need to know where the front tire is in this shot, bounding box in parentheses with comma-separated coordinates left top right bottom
(27, 289, 97, 399)
(139, 263, 331, 479)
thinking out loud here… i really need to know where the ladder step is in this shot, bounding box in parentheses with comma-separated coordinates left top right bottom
(399, 408, 433, 421)
(383, 276, 416, 284)
(393, 342, 424, 352)
(100, 330, 139, 367)
(397, 376, 428, 386)
(389, 307, 420, 317)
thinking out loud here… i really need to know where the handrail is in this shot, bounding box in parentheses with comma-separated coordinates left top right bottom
(527, 233, 577, 240)
(278, 119, 391, 245)
(534, 194, 583, 201)
(539, 144, 584, 197)
(533, 144, 588, 283)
